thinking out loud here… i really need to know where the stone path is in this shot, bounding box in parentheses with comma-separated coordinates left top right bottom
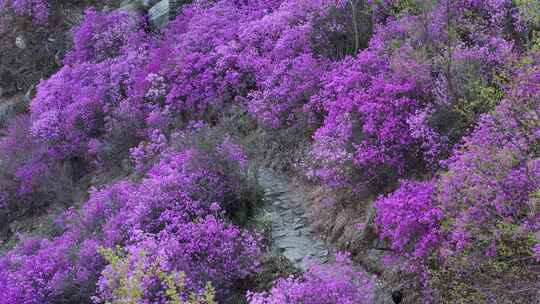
(258, 169, 329, 270)
(258, 168, 393, 303)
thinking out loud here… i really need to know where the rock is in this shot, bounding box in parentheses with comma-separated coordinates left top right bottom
(119, 0, 159, 17)
(0, 102, 15, 128)
(273, 231, 288, 238)
(293, 209, 304, 216)
(143, 0, 161, 8)
(120, 0, 159, 9)
(15, 35, 26, 49)
(149, 0, 170, 28)
(283, 249, 305, 263)
(0, 94, 28, 128)
(276, 236, 311, 249)
(293, 217, 305, 227)
(169, 0, 189, 20)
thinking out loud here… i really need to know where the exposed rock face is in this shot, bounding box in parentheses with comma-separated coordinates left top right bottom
(119, 0, 147, 16)
(142, 0, 161, 8)
(119, 0, 159, 18)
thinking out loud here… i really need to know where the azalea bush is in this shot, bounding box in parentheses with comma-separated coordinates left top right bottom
(95, 246, 217, 304)
(247, 253, 373, 304)
(307, 50, 431, 191)
(375, 53, 540, 302)
(0, 0, 49, 25)
(64, 8, 142, 65)
(0, 126, 260, 302)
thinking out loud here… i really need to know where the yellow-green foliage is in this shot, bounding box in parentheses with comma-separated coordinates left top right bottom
(529, 30, 540, 52)
(514, 0, 540, 50)
(428, 190, 539, 303)
(98, 246, 145, 303)
(428, 230, 538, 303)
(435, 70, 507, 144)
(98, 246, 216, 304)
(382, 0, 425, 17)
(454, 77, 503, 119)
(514, 0, 540, 25)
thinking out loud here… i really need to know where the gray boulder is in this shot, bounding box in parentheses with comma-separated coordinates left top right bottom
(143, 0, 162, 8)
(120, 0, 160, 10)
(120, 0, 191, 28)
(119, 0, 160, 16)
(0, 94, 29, 128)
(15, 35, 26, 50)
(148, 0, 170, 28)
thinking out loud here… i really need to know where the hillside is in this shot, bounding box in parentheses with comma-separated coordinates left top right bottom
(0, 0, 539, 303)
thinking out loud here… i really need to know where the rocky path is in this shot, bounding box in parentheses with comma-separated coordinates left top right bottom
(258, 168, 393, 303)
(258, 169, 329, 270)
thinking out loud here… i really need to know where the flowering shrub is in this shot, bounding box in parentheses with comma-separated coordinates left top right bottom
(431, 59, 540, 300)
(0, 235, 79, 303)
(375, 180, 442, 260)
(64, 8, 142, 65)
(95, 246, 217, 303)
(0, 182, 134, 303)
(97, 216, 259, 301)
(0, 128, 259, 302)
(0, 116, 45, 194)
(438, 54, 540, 247)
(237, 0, 341, 128)
(375, 53, 540, 302)
(0, 0, 49, 24)
(141, 1, 259, 125)
(247, 253, 373, 304)
(308, 50, 431, 190)
(30, 43, 150, 162)
(0, 115, 81, 225)
(30, 63, 111, 159)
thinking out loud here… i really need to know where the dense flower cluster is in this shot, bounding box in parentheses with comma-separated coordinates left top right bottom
(29, 20, 151, 162)
(374, 54, 540, 301)
(0, 0, 49, 24)
(306, 0, 521, 191)
(375, 180, 442, 260)
(437, 57, 540, 255)
(64, 8, 142, 65)
(236, 0, 340, 128)
(0, 128, 261, 302)
(308, 50, 431, 189)
(248, 253, 373, 304)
